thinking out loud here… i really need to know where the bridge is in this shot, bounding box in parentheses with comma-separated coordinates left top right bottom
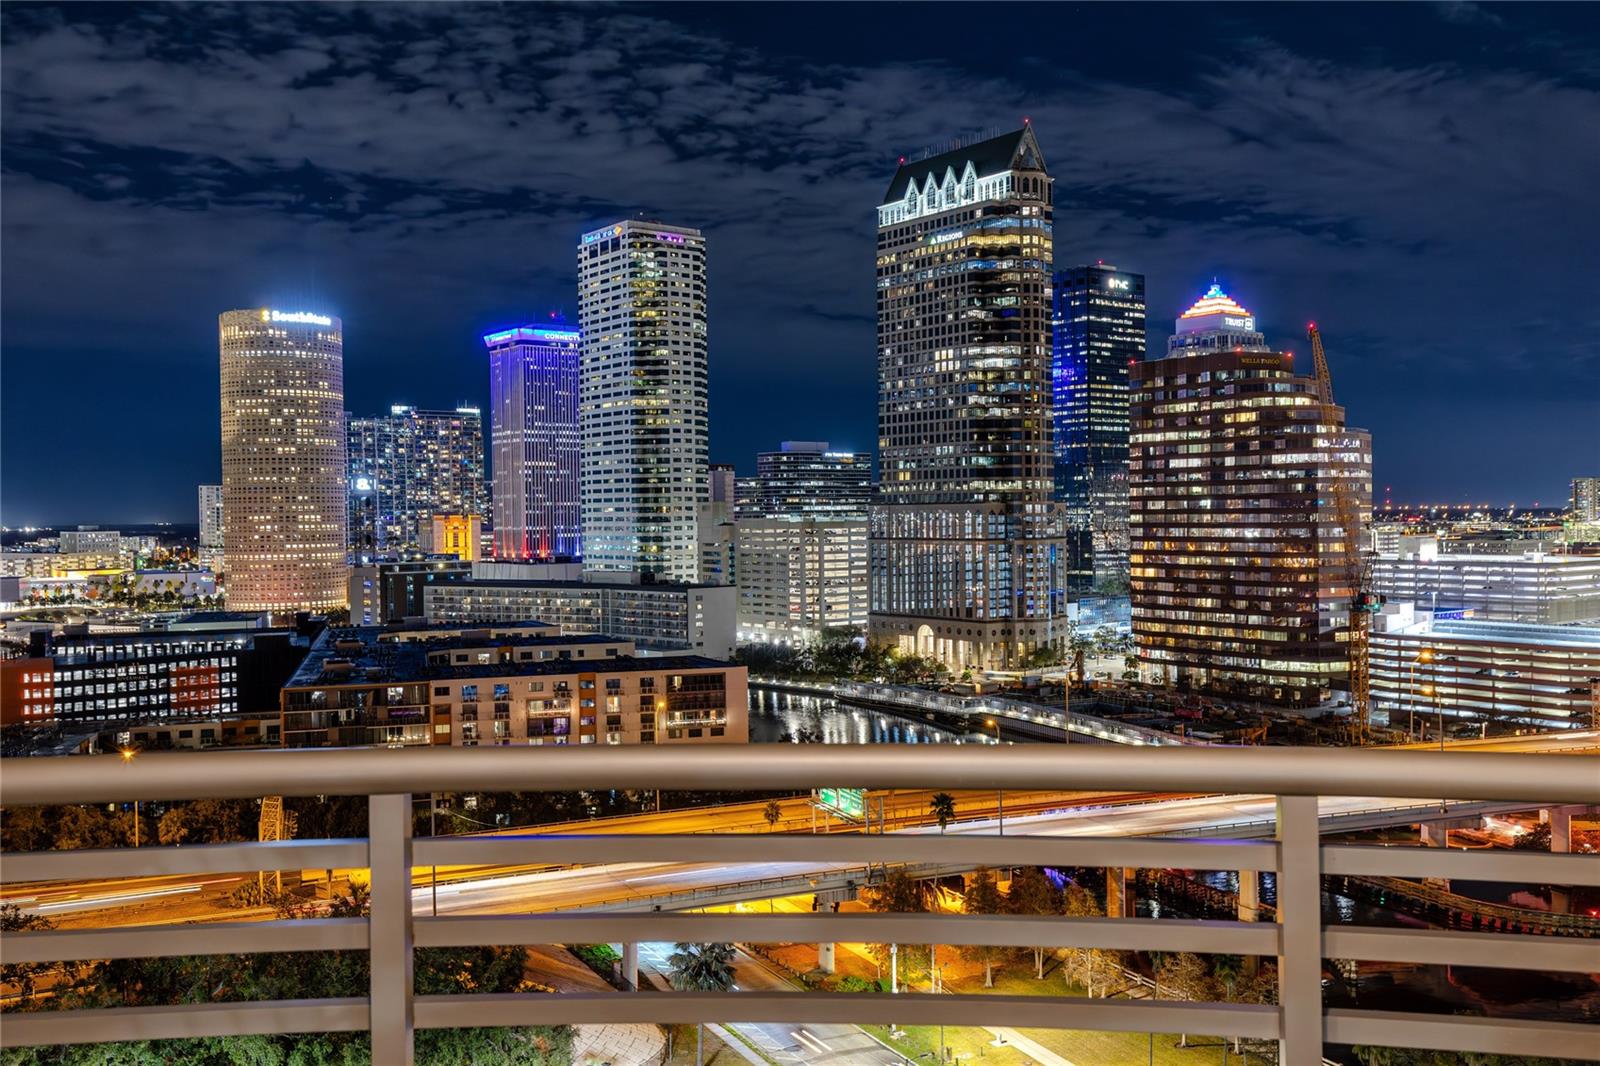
(2, 744, 1596, 1065)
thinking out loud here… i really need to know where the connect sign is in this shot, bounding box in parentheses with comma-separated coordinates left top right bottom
(817, 787, 866, 821)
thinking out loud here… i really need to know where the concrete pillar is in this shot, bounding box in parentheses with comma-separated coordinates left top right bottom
(1106, 867, 1134, 918)
(817, 941, 836, 974)
(1546, 807, 1574, 853)
(1238, 870, 1260, 922)
(1547, 807, 1574, 914)
(1420, 821, 1448, 847)
(622, 942, 639, 991)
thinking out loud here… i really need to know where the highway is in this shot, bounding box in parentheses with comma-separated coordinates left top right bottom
(635, 941, 896, 1065)
(8, 729, 1593, 926)
(419, 792, 1547, 917)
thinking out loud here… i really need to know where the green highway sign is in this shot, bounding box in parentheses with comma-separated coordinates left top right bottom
(816, 787, 866, 821)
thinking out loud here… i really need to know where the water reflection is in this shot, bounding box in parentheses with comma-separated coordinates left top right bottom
(748, 689, 966, 745)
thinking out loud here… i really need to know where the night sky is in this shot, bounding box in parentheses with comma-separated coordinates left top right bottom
(3, 2, 1597, 525)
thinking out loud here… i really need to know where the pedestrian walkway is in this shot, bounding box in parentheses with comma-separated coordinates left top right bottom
(573, 1022, 665, 1065)
(989, 1028, 1080, 1066)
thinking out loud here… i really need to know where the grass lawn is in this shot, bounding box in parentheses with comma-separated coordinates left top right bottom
(662, 1022, 743, 1066)
(945, 967, 1265, 1066)
(864, 1022, 1034, 1065)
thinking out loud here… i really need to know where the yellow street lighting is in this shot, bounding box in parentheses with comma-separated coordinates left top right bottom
(119, 748, 140, 846)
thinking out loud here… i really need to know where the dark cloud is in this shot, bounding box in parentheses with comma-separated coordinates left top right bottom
(3, 1, 1597, 522)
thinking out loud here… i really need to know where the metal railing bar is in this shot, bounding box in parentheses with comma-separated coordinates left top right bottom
(412, 912, 1281, 956)
(4, 745, 1593, 806)
(1322, 843, 1600, 885)
(1322, 1008, 1598, 1060)
(410, 990, 1282, 1040)
(0, 839, 369, 885)
(0, 918, 367, 965)
(412, 832, 1281, 872)
(1321, 926, 1600, 974)
(0, 998, 369, 1048)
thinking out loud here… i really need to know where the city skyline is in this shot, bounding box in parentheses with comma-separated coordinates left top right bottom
(4, 3, 1598, 524)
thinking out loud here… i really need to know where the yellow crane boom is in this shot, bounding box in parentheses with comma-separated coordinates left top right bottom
(1307, 323, 1379, 744)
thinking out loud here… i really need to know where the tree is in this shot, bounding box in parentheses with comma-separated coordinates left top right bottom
(961, 867, 1007, 987)
(762, 800, 783, 832)
(1513, 823, 1552, 850)
(1211, 953, 1246, 1052)
(666, 942, 737, 1066)
(1, 905, 68, 1007)
(1061, 882, 1103, 996)
(1352, 1048, 1570, 1066)
(1005, 867, 1063, 978)
(929, 792, 956, 834)
(1156, 952, 1212, 1045)
(157, 798, 250, 846)
(864, 870, 934, 986)
(2, 887, 572, 1065)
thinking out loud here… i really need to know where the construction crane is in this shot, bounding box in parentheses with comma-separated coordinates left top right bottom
(1308, 323, 1382, 744)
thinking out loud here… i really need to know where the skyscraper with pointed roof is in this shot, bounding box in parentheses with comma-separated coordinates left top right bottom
(870, 126, 1066, 669)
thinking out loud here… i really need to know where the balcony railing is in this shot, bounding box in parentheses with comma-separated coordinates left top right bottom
(2, 745, 1596, 1065)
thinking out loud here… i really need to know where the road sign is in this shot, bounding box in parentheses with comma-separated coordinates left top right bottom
(816, 787, 866, 821)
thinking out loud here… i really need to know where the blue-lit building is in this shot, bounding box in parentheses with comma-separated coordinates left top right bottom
(486, 326, 582, 561)
(1051, 263, 1145, 591)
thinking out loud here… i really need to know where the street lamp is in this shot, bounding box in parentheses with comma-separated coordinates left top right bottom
(654, 697, 668, 811)
(985, 720, 1004, 836)
(119, 747, 140, 847)
(1410, 647, 1435, 741)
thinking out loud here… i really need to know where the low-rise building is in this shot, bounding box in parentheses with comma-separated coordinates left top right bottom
(1, 552, 127, 579)
(280, 625, 747, 748)
(1370, 603, 1600, 732)
(1371, 536, 1600, 624)
(59, 527, 123, 555)
(348, 558, 473, 625)
(2, 627, 309, 729)
(735, 516, 869, 646)
(424, 573, 736, 658)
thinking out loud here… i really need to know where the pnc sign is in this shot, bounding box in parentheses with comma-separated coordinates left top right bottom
(1105, 277, 1131, 291)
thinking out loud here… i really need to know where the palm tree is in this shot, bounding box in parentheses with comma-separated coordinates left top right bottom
(762, 800, 783, 832)
(666, 942, 737, 1065)
(929, 792, 956, 834)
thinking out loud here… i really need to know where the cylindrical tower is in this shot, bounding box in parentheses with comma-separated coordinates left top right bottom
(219, 308, 348, 618)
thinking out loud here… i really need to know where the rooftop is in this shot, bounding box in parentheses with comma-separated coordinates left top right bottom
(1387, 617, 1600, 651)
(288, 627, 730, 687)
(882, 127, 1040, 205)
(1179, 282, 1253, 321)
(438, 577, 720, 593)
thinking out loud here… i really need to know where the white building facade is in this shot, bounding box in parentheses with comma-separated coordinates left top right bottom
(577, 220, 708, 581)
(735, 517, 870, 646)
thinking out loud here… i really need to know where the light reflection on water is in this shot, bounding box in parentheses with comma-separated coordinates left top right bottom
(748, 690, 967, 745)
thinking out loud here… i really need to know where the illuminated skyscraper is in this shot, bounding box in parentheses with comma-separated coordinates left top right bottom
(744, 442, 872, 518)
(871, 126, 1066, 668)
(1129, 284, 1372, 705)
(1052, 264, 1145, 591)
(346, 405, 486, 553)
(219, 308, 347, 617)
(485, 326, 582, 561)
(577, 220, 708, 580)
(1573, 477, 1600, 523)
(198, 485, 224, 550)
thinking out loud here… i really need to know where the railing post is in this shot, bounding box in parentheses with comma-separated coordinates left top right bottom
(1276, 794, 1321, 1065)
(369, 793, 415, 1066)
